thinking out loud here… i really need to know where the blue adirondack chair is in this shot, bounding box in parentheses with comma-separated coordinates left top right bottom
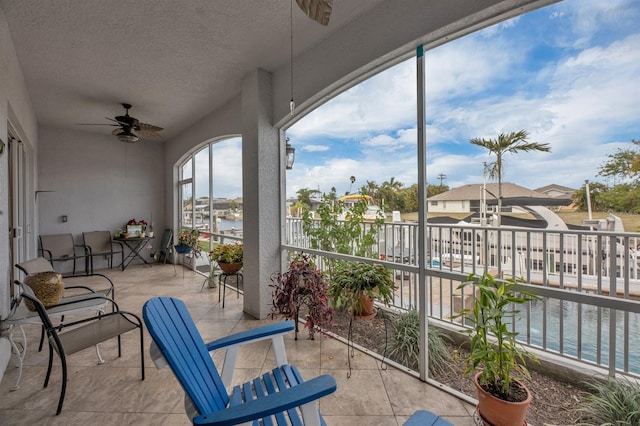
(143, 296, 337, 426)
(404, 410, 452, 426)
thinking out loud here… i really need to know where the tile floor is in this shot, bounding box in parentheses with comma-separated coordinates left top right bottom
(0, 263, 475, 425)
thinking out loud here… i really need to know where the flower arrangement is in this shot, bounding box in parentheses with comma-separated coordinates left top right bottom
(127, 218, 148, 231)
(209, 242, 243, 264)
(177, 228, 200, 248)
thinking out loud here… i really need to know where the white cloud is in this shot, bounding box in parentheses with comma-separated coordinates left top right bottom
(286, 0, 640, 198)
(303, 144, 330, 152)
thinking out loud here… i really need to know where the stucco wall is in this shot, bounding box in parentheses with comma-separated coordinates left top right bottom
(37, 126, 165, 273)
(0, 8, 38, 319)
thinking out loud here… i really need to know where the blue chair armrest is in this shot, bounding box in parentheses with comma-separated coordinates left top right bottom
(205, 320, 295, 351)
(193, 374, 336, 426)
(403, 410, 452, 426)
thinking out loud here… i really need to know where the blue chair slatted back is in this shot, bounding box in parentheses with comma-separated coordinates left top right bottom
(143, 297, 229, 415)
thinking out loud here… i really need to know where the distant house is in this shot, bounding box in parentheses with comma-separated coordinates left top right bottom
(535, 184, 575, 199)
(428, 182, 569, 214)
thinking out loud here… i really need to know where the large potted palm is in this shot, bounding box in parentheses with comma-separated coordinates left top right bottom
(455, 273, 539, 426)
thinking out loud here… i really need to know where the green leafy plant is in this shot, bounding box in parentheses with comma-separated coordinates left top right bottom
(454, 272, 539, 401)
(301, 188, 383, 277)
(270, 253, 333, 340)
(176, 228, 201, 256)
(576, 377, 640, 425)
(382, 309, 452, 375)
(209, 242, 243, 264)
(329, 261, 395, 315)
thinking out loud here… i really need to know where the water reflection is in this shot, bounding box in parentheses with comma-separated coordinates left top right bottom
(516, 299, 640, 374)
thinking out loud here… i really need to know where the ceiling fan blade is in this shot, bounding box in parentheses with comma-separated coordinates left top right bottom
(296, 0, 332, 26)
(137, 122, 163, 138)
(76, 123, 118, 126)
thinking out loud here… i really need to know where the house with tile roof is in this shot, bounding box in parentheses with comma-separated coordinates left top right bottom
(428, 182, 570, 214)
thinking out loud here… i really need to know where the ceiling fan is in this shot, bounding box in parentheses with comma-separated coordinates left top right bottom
(78, 103, 163, 143)
(296, 0, 333, 26)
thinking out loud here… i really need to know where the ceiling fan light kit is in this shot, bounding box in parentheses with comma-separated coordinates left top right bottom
(117, 132, 139, 144)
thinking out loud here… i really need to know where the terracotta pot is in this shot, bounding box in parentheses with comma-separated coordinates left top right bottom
(219, 262, 242, 274)
(474, 372, 531, 426)
(354, 290, 377, 320)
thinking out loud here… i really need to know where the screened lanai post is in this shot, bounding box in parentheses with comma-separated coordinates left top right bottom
(240, 68, 282, 318)
(416, 44, 429, 381)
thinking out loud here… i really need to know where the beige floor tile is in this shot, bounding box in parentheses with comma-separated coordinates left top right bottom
(0, 263, 473, 425)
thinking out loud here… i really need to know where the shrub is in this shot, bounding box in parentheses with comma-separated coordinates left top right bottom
(382, 309, 452, 375)
(576, 377, 640, 425)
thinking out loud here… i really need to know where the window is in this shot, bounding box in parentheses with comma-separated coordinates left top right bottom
(178, 136, 243, 270)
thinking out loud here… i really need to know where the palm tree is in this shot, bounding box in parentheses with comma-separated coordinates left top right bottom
(470, 130, 550, 225)
(296, 188, 321, 208)
(349, 176, 356, 194)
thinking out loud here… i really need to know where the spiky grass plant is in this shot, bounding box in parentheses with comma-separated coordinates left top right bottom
(576, 377, 640, 425)
(382, 309, 452, 375)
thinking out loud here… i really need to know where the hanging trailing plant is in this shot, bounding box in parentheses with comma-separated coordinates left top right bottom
(270, 253, 333, 340)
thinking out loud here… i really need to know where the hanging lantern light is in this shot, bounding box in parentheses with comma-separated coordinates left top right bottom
(285, 138, 296, 170)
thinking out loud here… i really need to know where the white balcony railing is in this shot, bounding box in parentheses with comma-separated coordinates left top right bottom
(284, 217, 640, 378)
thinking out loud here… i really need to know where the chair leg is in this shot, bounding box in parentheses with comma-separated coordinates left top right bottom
(139, 326, 145, 380)
(44, 337, 54, 388)
(56, 351, 68, 415)
(38, 325, 46, 352)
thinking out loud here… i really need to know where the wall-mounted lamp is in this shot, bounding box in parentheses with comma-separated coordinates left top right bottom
(285, 138, 296, 170)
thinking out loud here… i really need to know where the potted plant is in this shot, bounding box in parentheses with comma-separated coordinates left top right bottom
(270, 253, 333, 340)
(175, 228, 201, 255)
(455, 273, 539, 426)
(329, 261, 396, 320)
(209, 242, 243, 274)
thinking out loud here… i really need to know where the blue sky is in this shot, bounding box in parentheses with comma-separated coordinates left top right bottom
(285, 0, 640, 199)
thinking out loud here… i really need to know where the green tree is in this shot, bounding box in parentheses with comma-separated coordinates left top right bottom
(377, 177, 404, 211)
(401, 184, 419, 213)
(598, 139, 640, 182)
(571, 182, 608, 212)
(296, 187, 321, 208)
(470, 130, 551, 225)
(427, 184, 449, 198)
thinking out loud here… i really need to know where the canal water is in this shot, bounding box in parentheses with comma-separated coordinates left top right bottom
(516, 299, 640, 374)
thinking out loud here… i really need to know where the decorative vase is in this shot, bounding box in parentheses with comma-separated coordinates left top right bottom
(148, 231, 154, 238)
(219, 262, 242, 274)
(140, 232, 146, 238)
(474, 372, 531, 426)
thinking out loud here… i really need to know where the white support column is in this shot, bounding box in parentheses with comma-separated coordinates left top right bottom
(241, 68, 281, 319)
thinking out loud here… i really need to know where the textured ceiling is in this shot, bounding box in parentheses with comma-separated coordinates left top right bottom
(0, 0, 385, 140)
